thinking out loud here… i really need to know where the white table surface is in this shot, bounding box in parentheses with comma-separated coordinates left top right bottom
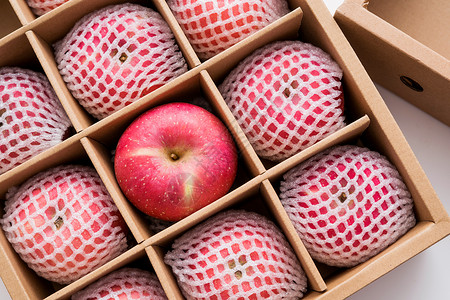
(1, 1, 449, 299)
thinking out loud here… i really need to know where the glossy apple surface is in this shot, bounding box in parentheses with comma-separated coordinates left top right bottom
(114, 102, 238, 221)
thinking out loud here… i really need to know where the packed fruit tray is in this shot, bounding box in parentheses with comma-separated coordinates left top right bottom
(0, 0, 449, 299)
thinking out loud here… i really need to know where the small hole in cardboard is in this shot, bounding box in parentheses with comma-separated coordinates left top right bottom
(400, 76, 423, 92)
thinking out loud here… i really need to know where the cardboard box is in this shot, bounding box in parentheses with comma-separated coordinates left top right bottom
(335, 0, 450, 126)
(0, 0, 449, 299)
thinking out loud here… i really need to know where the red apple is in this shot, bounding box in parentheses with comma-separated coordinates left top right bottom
(114, 102, 238, 221)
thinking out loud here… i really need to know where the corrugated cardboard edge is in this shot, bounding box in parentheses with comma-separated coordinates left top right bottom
(302, 220, 450, 299)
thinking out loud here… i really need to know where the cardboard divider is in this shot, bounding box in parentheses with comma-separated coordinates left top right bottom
(302, 220, 450, 300)
(145, 177, 261, 248)
(44, 243, 150, 300)
(146, 178, 326, 298)
(0, 133, 85, 199)
(80, 137, 153, 243)
(204, 7, 303, 82)
(25, 30, 94, 131)
(152, 0, 201, 68)
(0, 1, 22, 38)
(146, 245, 184, 300)
(199, 70, 266, 176)
(296, 0, 447, 224)
(0, 28, 40, 69)
(260, 179, 326, 292)
(0, 221, 52, 299)
(264, 115, 370, 181)
(8, 0, 35, 25)
(0, 137, 121, 299)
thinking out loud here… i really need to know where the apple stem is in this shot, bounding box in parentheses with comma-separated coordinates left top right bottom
(170, 153, 179, 161)
(54, 216, 64, 229)
(0, 108, 5, 127)
(119, 53, 128, 63)
(338, 192, 347, 203)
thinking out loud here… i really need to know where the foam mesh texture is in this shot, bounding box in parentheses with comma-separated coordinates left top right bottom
(72, 268, 167, 300)
(54, 4, 188, 119)
(0, 67, 72, 175)
(26, 0, 70, 16)
(1, 165, 128, 284)
(167, 0, 289, 60)
(279, 145, 416, 267)
(219, 41, 345, 162)
(165, 210, 307, 299)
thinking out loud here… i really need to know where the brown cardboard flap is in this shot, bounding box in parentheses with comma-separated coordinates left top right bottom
(335, 1, 450, 222)
(80, 137, 153, 243)
(261, 180, 327, 292)
(335, 0, 450, 126)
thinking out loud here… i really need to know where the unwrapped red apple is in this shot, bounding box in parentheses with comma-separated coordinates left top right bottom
(114, 102, 238, 221)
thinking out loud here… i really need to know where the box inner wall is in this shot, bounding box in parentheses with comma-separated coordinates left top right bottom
(367, 0, 450, 59)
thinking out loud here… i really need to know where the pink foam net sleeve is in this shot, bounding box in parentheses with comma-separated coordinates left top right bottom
(0, 67, 72, 175)
(219, 40, 345, 162)
(279, 145, 416, 267)
(72, 268, 167, 300)
(165, 210, 307, 299)
(1, 165, 128, 284)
